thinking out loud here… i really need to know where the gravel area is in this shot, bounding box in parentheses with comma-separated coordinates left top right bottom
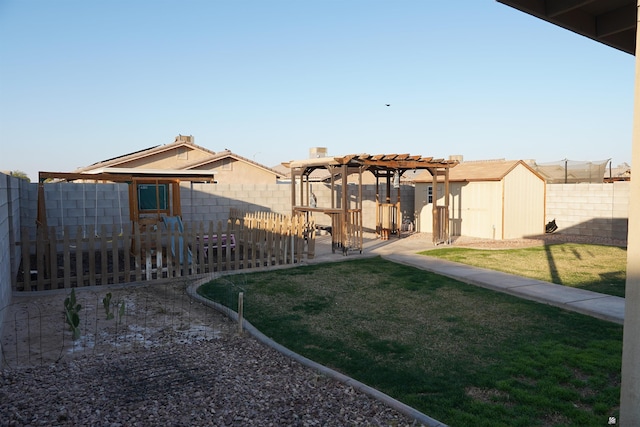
(0, 337, 422, 426)
(0, 282, 426, 427)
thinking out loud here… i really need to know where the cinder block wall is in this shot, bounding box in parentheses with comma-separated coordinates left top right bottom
(21, 182, 416, 238)
(20, 182, 130, 240)
(182, 182, 416, 232)
(17, 180, 632, 242)
(0, 174, 24, 365)
(545, 182, 629, 240)
(182, 183, 293, 225)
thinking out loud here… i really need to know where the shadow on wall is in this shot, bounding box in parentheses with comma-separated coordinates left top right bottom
(542, 218, 628, 244)
(20, 183, 285, 241)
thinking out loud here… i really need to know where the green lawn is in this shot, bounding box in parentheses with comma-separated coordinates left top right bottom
(420, 243, 627, 297)
(198, 257, 622, 427)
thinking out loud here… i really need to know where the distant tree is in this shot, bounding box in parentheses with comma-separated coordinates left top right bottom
(9, 170, 31, 183)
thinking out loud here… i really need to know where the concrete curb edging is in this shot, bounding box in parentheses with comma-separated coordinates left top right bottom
(187, 277, 448, 427)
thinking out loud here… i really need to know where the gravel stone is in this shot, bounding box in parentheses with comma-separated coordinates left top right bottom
(0, 286, 426, 427)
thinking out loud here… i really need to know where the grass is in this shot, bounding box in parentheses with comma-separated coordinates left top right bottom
(198, 257, 622, 427)
(420, 243, 627, 297)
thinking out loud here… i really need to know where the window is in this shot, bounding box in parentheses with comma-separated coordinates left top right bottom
(427, 186, 433, 204)
(137, 183, 168, 211)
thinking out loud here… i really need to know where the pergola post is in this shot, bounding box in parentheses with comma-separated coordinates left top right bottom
(620, 2, 640, 424)
(431, 168, 438, 243)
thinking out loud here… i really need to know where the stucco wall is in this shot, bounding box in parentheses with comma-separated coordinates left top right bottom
(192, 159, 278, 184)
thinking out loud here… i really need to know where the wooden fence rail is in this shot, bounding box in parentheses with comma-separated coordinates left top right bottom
(15, 214, 315, 292)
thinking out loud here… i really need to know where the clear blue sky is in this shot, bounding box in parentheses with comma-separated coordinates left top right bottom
(0, 1, 635, 181)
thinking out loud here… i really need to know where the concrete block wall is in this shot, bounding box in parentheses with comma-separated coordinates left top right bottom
(27, 182, 130, 239)
(545, 182, 629, 240)
(20, 180, 38, 238)
(1, 174, 24, 364)
(182, 182, 415, 232)
(15, 180, 632, 244)
(182, 183, 292, 225)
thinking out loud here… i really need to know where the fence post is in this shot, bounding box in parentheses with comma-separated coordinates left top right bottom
(237, 292, 244, 335)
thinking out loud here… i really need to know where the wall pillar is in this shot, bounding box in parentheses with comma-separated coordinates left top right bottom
(620, 2, 640, 424)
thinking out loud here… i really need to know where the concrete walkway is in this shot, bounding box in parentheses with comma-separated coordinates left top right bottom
(308, 233, 625, 325)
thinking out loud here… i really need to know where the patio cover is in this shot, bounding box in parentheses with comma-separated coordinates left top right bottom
(497, 0, 636, 55)
(498, 1, 638, 424)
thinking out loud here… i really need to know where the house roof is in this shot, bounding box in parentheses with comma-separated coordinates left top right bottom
(184, 150, 284, 178)
(74, 135, 216, 173)
(497, 0, 635, 55)
(73, 135, 282, 178)
(413, 159, 544, 183)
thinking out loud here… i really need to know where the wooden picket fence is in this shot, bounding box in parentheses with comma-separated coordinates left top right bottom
(15, 212, 315, 292)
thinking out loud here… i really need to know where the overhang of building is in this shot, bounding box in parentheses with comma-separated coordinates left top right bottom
(497, 0, 636, 55)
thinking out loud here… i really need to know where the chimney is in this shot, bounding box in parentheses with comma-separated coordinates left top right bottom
(175, 135, 194, 144)
(310, 147, 327, 158)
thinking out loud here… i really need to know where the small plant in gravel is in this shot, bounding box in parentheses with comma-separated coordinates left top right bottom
(102, 292, 125, 323)
(63, 289, 81, 340)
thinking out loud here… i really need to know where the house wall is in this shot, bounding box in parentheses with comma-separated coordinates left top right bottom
(545, 182, 629, 240)
(114, 146, 213, 170)
(192, 159, 278, 184)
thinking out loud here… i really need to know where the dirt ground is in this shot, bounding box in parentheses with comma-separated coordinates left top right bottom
(1, 278, 232, 368)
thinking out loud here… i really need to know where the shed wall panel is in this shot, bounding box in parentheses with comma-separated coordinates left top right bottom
(502, 164, 546, 239)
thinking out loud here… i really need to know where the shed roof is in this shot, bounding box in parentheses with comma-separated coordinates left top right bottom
(413, 159, 544, 183)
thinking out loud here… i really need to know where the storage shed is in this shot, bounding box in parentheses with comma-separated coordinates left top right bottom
(414, 160, 546, 240)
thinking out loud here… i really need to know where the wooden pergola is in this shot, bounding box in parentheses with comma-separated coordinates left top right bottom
(285, 153, 458, 253)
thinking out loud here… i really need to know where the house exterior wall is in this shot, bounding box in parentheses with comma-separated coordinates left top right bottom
(107, 147, 213, 170)
(502, 164, 546, 239)
(192, 159, 278, 184)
